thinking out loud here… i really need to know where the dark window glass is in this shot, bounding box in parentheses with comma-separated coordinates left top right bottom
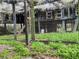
(64, 8, 68, 17)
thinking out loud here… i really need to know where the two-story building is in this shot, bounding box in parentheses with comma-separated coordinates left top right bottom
(0, 0, 78, 34)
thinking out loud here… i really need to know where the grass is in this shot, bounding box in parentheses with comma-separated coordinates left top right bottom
(56, 43, 79, 59)
(36, 32, 79, 42)
(0, 37, 79, 59)
(0, 40, 31, 59)
(0, 40, 29, 56)
(0, 34, 25, 40)
(0, 32, 78, 42)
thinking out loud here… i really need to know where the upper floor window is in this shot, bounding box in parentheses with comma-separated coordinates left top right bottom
(63, 8, 68, 17)
(46, 0, 58, 3)
(62, 7, 76, 19)
(70, 7, 75, 17)
(46, 10, 53, 19)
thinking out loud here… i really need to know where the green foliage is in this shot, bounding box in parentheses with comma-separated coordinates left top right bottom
(0, 39, 79, 59)
(0, 50, 21, 59)
(31, 42, 51, 55)
(0, 32, 79, 59)
(0, 33, 78, 42)
(49, 42, 66, 49)
(48, 42, 79, 59)
(0, 40, 31, 57)
(36, 33, 79, 42)
(0, 35, 24, 40)
(0, 49, 9, 58)
(14, 45, 31, 56)
(57, 44, 79, 59)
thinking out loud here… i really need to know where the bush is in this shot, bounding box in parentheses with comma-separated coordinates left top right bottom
(49, 42, 66, 49)
(31, 42, 51, 55)
(56, 44, 79, 59)
(0, 40, 31, 57)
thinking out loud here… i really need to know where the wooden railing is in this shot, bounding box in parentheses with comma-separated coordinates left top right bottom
(36, 17, 52, 21)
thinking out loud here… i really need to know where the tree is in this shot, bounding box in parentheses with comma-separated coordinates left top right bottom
(77, 1, 79, 31)
(73, 1, 79, 32)
(24, 0, 28, 45)
(27, 0, 36, 41)
(30, 0, 35, 41)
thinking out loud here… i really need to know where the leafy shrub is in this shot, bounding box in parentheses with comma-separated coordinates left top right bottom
(0, 49, 9, 58)
(57, 44, 79, 59)
(49, 42, 66, 49)
(0, 32, 78, 42)
(36, 33, 79, 42)
(14, 45, 31, 56)
(31, 42, 51, 55)
(0, 40, 31, 57)
(48, 42, 79, 59)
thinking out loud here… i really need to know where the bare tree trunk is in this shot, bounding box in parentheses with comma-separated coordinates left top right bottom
(24, 0, 28, 45)
(12, 3, 17, 40)
(77, 1, 79, 31)
(2, 14, 7, 34)
(30, 0, 35, 41)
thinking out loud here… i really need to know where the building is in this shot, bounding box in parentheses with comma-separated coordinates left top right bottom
(0, 0, 78, 34)
(34, 0, 78, 33)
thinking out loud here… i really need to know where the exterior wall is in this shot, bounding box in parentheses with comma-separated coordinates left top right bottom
(0, 6, 77, 33)
(35, 21, 57, 33)
(0, 13, 3, 23)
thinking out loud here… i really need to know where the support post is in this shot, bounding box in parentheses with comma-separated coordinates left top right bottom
(3, 14, 7, 33)
(73, 3, 79, 32)
(65, 21, 67, 31)
(61, 9, 66, 32)
(73, 18, 78, 32)
(62, 20, 66, 32)
(38, 17, 40, 33)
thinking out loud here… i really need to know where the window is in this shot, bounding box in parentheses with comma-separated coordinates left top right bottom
(46, 0, 59, 2)
(46, 10, 53, 19)
(70, 8, 76, 17)
(64, 8, 68, 17)
(55, 9, 61, 19)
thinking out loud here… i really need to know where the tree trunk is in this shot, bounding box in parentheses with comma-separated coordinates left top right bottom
(3, 14, 7, 33)
(77, 1, 79, 31)
(30, 0, 35, 41)
(73, 2, 79, 32)
(12, 3, 17, 40)
(24, 0, 28, 45)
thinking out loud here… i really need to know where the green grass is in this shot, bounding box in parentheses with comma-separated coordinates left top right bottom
(0, 34, 25, 40)
(31, 42, 79, 59)
(36, 32, 79, 42)
(0, 32, 79, 42)
(0, 39, 79, 59)
(51, 42, 79, 59)
(0, 40, 31, 59)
